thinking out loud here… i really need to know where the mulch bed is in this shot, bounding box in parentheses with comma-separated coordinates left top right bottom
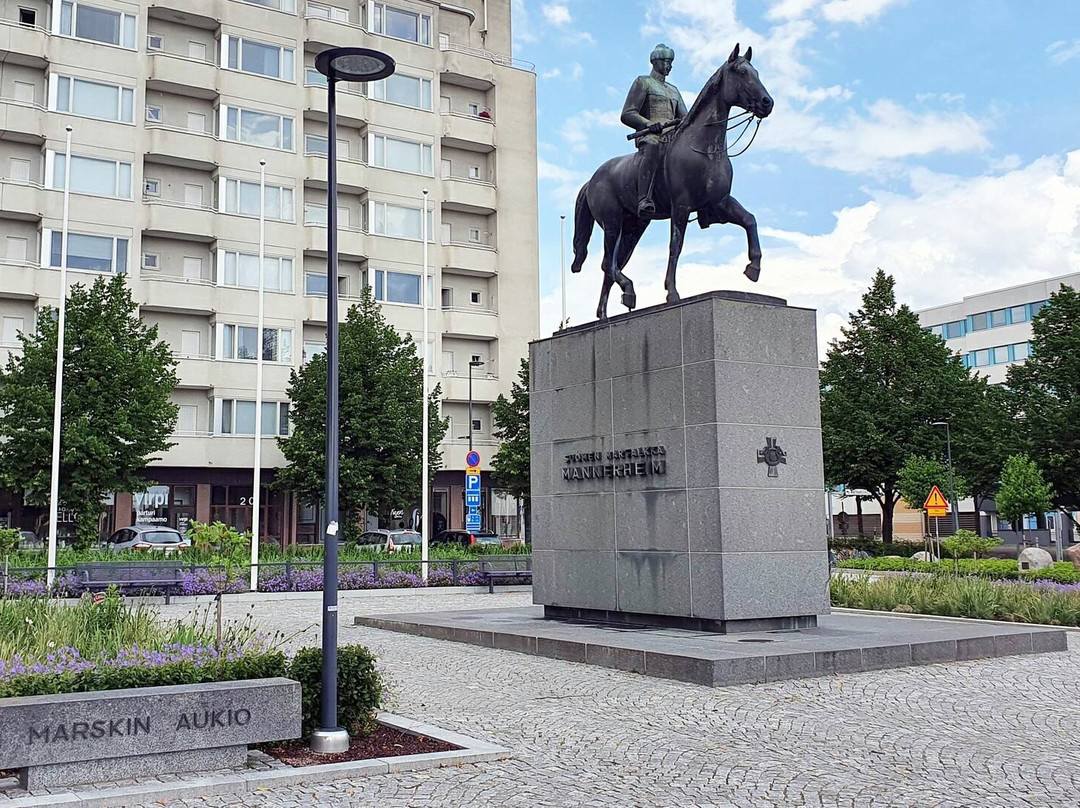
(262, 726, 458, 767)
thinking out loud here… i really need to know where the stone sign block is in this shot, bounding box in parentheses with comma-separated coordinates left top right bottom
(0, 677, 300, 789)
(530, 291, 830, 633)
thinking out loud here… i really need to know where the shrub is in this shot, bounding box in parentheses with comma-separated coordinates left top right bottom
(837, 556, 1080, 583)
(289, 645, 383, 739)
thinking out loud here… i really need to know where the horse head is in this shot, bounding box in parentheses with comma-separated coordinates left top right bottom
(684, 43, 773, 127)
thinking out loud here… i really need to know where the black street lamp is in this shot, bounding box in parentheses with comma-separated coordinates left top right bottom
(311, 46, 395, 757)
(931, 420, 961, 535)
(468, 359, 484, 452)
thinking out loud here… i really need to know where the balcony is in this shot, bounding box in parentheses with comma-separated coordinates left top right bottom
(304, 153, 367, 194)
(138, 273, 216, 315)
(441, 112, 495, 153)
(146, 123, 219, 170)
(440, 371, 502, 404)
(442, 306, 499, 340)
(146, 52, 218, 99)
(302, 293, 361, 325)
(0, 260, 40, 301)
(302, 223, 367, 260)
(442, 177, 496, 215)
(147, 1, 221, 29)
(0, 18, 49, 69)
(304, 83, 367, 127)
(303, 12, 372, 51)
(0, 96, 46, 143)
(0, 179, 44, 221)
(143, 198, 216, 242)
(172, 354, 214, 389)
(443, 241, 497, 277)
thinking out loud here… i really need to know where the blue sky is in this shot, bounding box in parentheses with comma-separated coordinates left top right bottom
(511, 0, 1080, 351)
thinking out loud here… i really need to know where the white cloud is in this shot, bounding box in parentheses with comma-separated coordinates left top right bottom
(537, 157, 590, 207)
(542, 3, 572, 26)
(542, 68, 562, 79)
(821, 0, 907, 24)
(541, 152, 1080, 358)
(559, 108, 622, 153)
(1047, 39, 1080, 66)
(767, 0, 822, 21)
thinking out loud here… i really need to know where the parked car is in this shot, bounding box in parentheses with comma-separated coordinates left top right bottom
(17, 529, 41, 550)
(34, 521, 78, 548)
(356, 529, 421, 553)
(104, 525, 189, 553)
(433, 529, 502, 548)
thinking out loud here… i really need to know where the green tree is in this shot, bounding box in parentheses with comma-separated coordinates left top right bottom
(0, 276, 178, 547)
(491, 358, 530, 501)
(1007, 285, 1080, 530)
(896, 454, 969, 513)
(276, 288, 448, 539)
(941, 529, 1001, 564)
(821, 270, 977, 541)
(995, 454, 1054, 541)
(952, 380, 1018, 534)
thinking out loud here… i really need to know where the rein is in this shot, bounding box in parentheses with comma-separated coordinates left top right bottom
(694, 109, 762, 158)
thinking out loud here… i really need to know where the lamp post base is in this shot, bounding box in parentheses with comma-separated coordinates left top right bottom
(309, 727, 350, 755)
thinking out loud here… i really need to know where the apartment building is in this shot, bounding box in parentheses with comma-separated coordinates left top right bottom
(0, 0, 539, 544)
(916, 272, 1080, 385)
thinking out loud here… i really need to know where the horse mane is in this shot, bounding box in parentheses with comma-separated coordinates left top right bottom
(678, 62, 729, 133)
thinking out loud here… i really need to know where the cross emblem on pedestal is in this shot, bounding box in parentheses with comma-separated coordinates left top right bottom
(757, 437, 787, 478)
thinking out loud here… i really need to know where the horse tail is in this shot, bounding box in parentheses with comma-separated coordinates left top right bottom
(570, 181, 593, 274)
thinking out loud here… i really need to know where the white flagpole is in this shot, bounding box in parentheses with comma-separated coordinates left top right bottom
(421, 188, 430, 581)
(46, 124, 73, 590)
(249, 160, 266, 592)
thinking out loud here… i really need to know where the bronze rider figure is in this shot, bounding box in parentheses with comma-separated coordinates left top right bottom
(621, 43, 688, 219)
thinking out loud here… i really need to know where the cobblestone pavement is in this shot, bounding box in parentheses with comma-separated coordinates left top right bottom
(143, 592, 1080, 808)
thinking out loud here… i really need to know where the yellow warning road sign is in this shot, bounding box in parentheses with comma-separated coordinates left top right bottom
(924, 485, 949, 517)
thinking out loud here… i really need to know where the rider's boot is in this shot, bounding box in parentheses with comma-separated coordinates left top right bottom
(636, 144, 658, 218)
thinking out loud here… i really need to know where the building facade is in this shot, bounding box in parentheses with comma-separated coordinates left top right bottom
(0, 0, 539, 543)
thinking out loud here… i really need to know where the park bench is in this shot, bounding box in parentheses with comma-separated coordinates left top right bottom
(75, 562, 186, 604)
(479, 560, 532, 594)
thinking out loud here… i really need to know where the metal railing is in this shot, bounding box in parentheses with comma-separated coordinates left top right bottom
(438, 41, 535, 72)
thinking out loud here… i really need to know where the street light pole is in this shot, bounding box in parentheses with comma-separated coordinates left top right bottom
(421, 188, 430, 581)
(559, 214, 566, 330)
(249, 159, 266, 593)
(932, 421, 961, 535)
(313, 46, 395, 757)
(468, 359, 483, 452)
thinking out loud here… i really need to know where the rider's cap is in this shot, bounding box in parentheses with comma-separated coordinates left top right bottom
(650, 43, 675, 63)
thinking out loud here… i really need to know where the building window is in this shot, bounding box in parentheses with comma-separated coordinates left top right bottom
(9, 158, 32, 182)
(2, 316, 25, 344)
(221, 105, 294, 151)
(304, 204, 350, 227)
(217, 400, 290, 435)
(989, 308, 1007, 328)
(19, 8, 37, 26)
(218, 251, 294, 292)
(969, 312, 988, 332)
(371, 134, 433, 175)
(370, 201, 433, 240)
(142, 252, 159, 269)
(1030, 300, 1048, 318)
(145, 105, 162, 122)
(47, 230, 128, 273)
(1013, 342, 1030, 361)
(942, 320, 965, 339)
(52, 75, 134, 123)
(371, 73, 432, 110)
(470, 290, 482, 306)
(302, 341, 326, 364)
(307, 2, 348, 21)
(220, 324, 293, 363)
(146, 33, 163, 50)
(48, 152, 132, 199)
(239, 0, 295, 12)
(468, 227, 482, 243)
(471, 418, 482, 433)
(374, 269, 422, 305)
(1009, 305, 1029, 324)
(58, 2, 137, 48)
(222, 35, 294, 81)
(372, 2, 430, 45)
(304, 272, 347, 297)
(143, 178, 160, 196)
(220, 178, 294, 221)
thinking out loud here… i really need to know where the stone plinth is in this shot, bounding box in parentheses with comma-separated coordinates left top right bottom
(529, 291, 829, 632)
(0, 677, 301, 789)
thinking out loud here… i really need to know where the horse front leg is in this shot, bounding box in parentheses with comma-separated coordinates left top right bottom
(718, 195, 761, 282)
(612, 218, 646, 310)
(665, 208, 690, 303)
(597, 226, 622, 321)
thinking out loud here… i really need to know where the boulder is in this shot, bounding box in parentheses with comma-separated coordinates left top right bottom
(1065, 544, 1080, 570)
(911, 551, 938, 562)
(1017, 546, 1054, 571)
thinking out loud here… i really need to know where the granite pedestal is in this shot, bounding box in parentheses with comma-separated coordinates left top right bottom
(529, 291, 829, 633)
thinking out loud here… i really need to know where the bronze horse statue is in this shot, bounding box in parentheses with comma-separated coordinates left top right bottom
(570, 44, 774, 320)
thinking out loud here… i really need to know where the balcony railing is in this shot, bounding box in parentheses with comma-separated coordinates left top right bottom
(442, 305, 498, 317)
(443, 238, 495, 250)
(142, 196, 216, 213)
(439, 41, 535, 72)
(0, 94, 46, 112)
(142, 271, 214, 286)
(145, 121, 219, 141)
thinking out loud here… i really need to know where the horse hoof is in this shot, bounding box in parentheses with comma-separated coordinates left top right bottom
(622, 292, 636, 310)
(666, 291, 680, 303)
(744, 263, 761, 282)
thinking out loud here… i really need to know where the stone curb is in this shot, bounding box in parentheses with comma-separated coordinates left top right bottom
(832, 606, 1080, 634)
(0, 712, 509, 808)
(127, 583, 532, 606)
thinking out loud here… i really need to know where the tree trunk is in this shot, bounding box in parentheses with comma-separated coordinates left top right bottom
(973, 495, 984, 536)
(881, 497, 895, 543)
(856, 497, 865, 536)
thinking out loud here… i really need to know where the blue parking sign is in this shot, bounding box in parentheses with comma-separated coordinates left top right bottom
(465, 491, 481, 506)
(465, 473, 481, 493)
(466, 510, 482, 532)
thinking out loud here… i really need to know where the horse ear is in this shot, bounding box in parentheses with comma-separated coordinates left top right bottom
(728, 43, 740, 63)
(745, 46, 752, 63)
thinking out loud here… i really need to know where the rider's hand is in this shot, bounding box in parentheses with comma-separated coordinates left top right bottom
(649, 121, 665, 134)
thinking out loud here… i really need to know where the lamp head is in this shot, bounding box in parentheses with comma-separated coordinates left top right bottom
(315, 47, 395, 82)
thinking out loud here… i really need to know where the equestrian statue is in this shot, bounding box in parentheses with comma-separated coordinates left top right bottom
(570, 43, 774, 320)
